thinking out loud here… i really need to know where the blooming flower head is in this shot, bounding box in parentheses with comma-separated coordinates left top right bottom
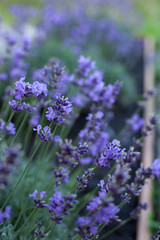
(77, 56, 96, 77)
(48, 191, 78, 224)
(9, 100, 24, 112)
(0, 206, 11, 224)
(5, 122, 16, 135)
(96, 139, 125, 167)
(126, 113, 145, 133)
(14, 77, 32, 100)
(46, 93, 72, 124)
(32, 81, 48, 99)
(0, 119, 16, 135)
(33, 125, 52, 142)
(29, 190, 47, 208)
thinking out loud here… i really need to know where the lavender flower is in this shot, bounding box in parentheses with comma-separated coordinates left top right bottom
(46, 93, 72, 125)
(9, 100, 24, 112)
(0, 143, 22, 189)
(0, 73, 7, 81)
(126, 113, 144, 133)
(130, 203, 148, 220)
(151, 227, 160, 240)
(76, 216, 98, 239)
(57, 140, 88, 168)
(0, 206, 11, 224)
(29, 190, 48, 208)
(48, 191, 78, 224)
(76, 192, 119, 239)
(77, 168, 95, 190)
(32, 81, 48, 99)
(54, 167, 69, 187)
(33, 125, 52, 142)
(5, 122, 16, 135)
(14, 77, 32, 100)
(76, 56, 96, 77)
(34, 221, 48, 239)
(96, 139, 125, 167)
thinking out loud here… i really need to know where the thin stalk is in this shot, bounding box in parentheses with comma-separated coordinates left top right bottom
(91, 224, 104, 240)
(1, 141, 41, 211)
(0, 111, 14, 136)
(10, 112, 29, 145)
(13, 208, 37, 240)
(99, 217, 132, 240)
(23, 178, 55, 238)
(47, 224, 56, 238)
(24, 127, 32, 152)
(72, 234, 80, 240)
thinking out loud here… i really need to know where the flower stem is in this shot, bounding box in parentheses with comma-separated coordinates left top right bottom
(10, 112, 29, 145)
(0, 111, 14, 137)
(13, 208, 37, 240)
(99, 217, 132, 240)
(1, 141, 41, 211)
(72, 234, 80, 240)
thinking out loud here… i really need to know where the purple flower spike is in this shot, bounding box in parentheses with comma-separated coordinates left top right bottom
(46, 94, 72, 125)
(0, 119, 16, 135)
(29, 189, 38, 199)
(77, 56, 96, 77)
(9, 100, 24, 112)
(14, 77, 32, 100)
(127, 113, 144, 133)
(5, 122, 16, 135)
(29, 190, 47, 208)
(33, 125, 53, 142)
(96, 139, 125, 167)
(0, 206, 11, 224)
(32, 81, 48, 99)
(46, 107, 56, 121)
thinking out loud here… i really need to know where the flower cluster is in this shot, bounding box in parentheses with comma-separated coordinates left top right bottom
(77, 168, 95, 191)
(0, 144, 22, 189)
(76, 192, 119, 239)
(126, 113, 145, 133)
(79, 110, 109, 164)
(34, 221, 49, 239)
(151, 227, 160, 240)
(30, 190, 78, 224)
(48, 191, 78, 224)
(96, 139, 125, 167)
(0, 119, 16, 135)
(46, 93, 72, 125)
(54, 167, 69, 187)
(33, 125, 53, 142)
(0, 206, 11, 224)
(29, 190, 48, 208)
(9, 77, 48, 112)
(57, 140, 88, 168)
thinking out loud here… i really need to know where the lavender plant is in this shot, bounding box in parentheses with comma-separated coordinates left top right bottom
(0, 47, 159, 239)
(0, 2, 159, 240)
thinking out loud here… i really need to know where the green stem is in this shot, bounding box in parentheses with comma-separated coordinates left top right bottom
(10, 113, 29, 145)
(0, 111, 14, 136)
(99, 217, 132, 240)
(72, 234, 80, 240)
(13, 208, 37, 240)
(90, 224, 104, 240)
(1, 141, 41, 211)
(24, 127, 32, 151)
(47, 223, 56, 238)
